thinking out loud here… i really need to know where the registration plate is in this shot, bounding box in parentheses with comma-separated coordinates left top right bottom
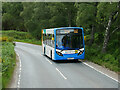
(67, 58, 74, 60)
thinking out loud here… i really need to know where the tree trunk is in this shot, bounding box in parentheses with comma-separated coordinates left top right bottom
(102, 16, 112, 53)
(68, 10, 71, 27)
(89, 2, 98, 45)
(102, 2, 120, 53)
(90, 25, 95, 45)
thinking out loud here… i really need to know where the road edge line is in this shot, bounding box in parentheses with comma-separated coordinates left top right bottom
(15, 52, 22, 88)
(83, 62, 120, 83)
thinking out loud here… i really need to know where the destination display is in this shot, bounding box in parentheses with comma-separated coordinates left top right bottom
(57, 29, 79, 34)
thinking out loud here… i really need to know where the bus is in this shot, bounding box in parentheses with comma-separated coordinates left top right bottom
(42, 27, 85, 60)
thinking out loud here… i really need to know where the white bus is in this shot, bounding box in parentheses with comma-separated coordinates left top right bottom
(42, 27, 85, 60)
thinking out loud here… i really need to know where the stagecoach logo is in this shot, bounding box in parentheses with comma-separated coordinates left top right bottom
(75, 50, 78, 53)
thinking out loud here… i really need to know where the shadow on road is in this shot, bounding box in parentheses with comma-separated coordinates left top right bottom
(43, 54, 82, 64)
(53, 60, 82, 64)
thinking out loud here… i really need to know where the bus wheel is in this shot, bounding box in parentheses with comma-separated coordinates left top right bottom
(44, 47, 45, 55)
(51, 50, 52, 60)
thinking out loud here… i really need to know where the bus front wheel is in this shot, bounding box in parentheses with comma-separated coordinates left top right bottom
(51, 50, 52, 60)
(44, 47, 45, 55)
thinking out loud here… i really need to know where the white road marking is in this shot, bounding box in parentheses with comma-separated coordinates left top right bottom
(47, 59, 52, 64)
(40, 53, 53, 65)
(19, 68, 21, 71)
(83, 62, 120, 83)
(15, 51, 22, 88)
(45, 58, 52, 64)
(19, 74, 21, 78)
(56, 68, 67, 80)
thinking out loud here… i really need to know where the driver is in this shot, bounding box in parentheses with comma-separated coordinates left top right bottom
(62, 35, 69, 48)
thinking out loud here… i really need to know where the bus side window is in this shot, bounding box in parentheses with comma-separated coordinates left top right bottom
(49, 34, 50, 46)
(47, 34, 49, 45)
(45, 34, 47, 44)
(43, 34, 46, 44)
(50, 34, 52, 47)
(52, 34, 54, 47)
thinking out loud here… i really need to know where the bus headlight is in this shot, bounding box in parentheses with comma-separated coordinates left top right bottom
(78, 51, 84, 55)
(56, 51, 63, 56)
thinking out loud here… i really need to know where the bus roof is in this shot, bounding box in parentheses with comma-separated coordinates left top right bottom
(43, 27, 83, 34)
(44, 27, 83, 31)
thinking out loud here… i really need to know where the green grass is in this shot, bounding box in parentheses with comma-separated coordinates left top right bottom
(1, 30, 42, 45)
(15, 39, 42, 45)
(85, 44, 119, 72)
(1, 42, 16, 88)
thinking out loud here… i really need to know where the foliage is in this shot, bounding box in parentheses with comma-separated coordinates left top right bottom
(2, 2, 24, 30)
(19, 2, 77, 39)
(85, 44, 119, 72)
(2, 30, 32, 39)
(97, 2, 118, 25)
(75, 3, 97, 28)
(1, 30, 42, 88)
(15, 39, 42, 45)
(1, 42, 16, 88)
(1, 30, 42, 45)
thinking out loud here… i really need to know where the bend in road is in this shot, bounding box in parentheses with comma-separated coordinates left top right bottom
(15, 42, 118, 88)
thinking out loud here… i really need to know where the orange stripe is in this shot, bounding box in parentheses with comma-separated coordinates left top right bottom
(41, 29, 43, 45)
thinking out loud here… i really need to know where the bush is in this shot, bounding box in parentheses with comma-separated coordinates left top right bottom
(0, 37, 8, 42)
(104, 54, 113, 61)
(85, 35, 90, 44)
(1, 42, 16, 88)
(8, 37, 14, 42)
(85, 44, 119, 72)
(1, 30, 41, 45)
(1, 30, 33, 40)
(0, 36, 14, 42)
(94, 33, 104, 44)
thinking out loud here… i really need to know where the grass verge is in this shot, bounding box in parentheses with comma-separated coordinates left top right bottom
(1, 42, 16, 88)
(15, 39, 41, 45)
(1, 30, 42, 45)
(1, 30, 41, 88)
(85, 44, 119, 73)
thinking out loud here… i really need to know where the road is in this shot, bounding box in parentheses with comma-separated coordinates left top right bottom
(14, 42, 118, 88)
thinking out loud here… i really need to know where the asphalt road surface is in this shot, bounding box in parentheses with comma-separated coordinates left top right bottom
(14, 42, 118, 88)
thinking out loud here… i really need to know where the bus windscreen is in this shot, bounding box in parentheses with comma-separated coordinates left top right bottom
(56, 29, 83, 50)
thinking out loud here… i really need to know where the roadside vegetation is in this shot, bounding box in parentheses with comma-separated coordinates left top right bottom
(0, 41, 15, 88)
(1, 30, 42, 45)
(1, 30, 41, 88)
(85, 29, 119, 72)
(1, 2, 120, 76)
(85, 44, 119, 72)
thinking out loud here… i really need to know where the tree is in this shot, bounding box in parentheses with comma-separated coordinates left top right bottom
(2, 2, 24, 30)
(75, 2, 98, 45)
(21, 2, 51, 39)
(62, 2, 77, 27)
(97, 2, 120, 53)
(48, 3, 66, 27)
(20, 2, 35, 32)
